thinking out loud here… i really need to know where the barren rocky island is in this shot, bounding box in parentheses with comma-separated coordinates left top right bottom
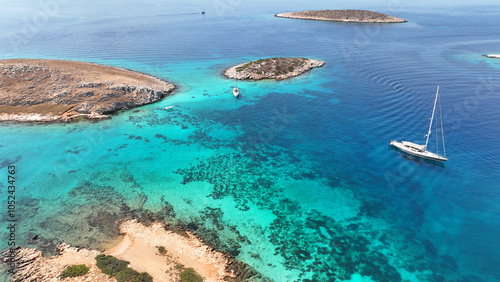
(276, 9, 406, 23)
(0, 59, 176, 122)
(224, 57, 325, 81)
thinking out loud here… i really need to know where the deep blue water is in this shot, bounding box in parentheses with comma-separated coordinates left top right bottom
(1, 1, 500, 281)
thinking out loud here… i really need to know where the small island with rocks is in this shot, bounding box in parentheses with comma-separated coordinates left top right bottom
(276, 9, 406, 23)
(224, 57, 325, 81)
(483, 54, 500, 59)
(0, 59, 176, 122)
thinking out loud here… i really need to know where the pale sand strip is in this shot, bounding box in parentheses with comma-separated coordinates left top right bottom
(107, 220, 234, 281)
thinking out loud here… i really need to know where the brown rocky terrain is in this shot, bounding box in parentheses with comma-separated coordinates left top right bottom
(224, 57, 325, 81)
(276, 9, 406, 23)
(1, 220, 263, 282)
(0, 59, 176, 122)
(1, 244, 113, 282)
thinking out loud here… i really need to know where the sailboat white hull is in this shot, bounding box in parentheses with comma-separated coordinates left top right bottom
(390, 140, 448, 162)
(232, 88, 239, 98)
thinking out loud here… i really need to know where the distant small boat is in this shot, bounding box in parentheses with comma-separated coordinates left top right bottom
(390, 86, 448, 163)
(164, 106, 174, 111)
(201, 4, 205, 14)
(232, 81, 239, 98)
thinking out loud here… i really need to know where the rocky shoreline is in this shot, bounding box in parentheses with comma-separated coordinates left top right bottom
(276, 9, 406, 23)
(483, 54, 500, 59)
(224, 57, 325, 81)
(1, 244, 112, 282)
(0, 59, 176, 123)
(1, 220, 263, 282)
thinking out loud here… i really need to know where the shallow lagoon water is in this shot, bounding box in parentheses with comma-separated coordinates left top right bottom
(1, 1, 500, 281)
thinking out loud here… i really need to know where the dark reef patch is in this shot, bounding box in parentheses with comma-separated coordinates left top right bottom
(130, 110, 234, 150)
(173, 149, 405, 280)
(0, 155, 22, 169)
(65, 148, 85, 154)
(172, 137, 465, 281)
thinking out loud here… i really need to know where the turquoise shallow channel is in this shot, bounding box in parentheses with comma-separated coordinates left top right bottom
(1, 1, 500, 281)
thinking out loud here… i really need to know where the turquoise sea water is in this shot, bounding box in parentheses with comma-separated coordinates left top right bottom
(1, 1, 500, 281)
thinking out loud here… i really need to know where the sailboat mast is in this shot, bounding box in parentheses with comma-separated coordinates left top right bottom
(436, 104, 439, 155)
(424, 86, 439, 151)
(439, 91, 446, 157)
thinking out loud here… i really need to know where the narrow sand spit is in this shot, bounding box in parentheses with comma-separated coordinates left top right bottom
(107, 220, 234, 281)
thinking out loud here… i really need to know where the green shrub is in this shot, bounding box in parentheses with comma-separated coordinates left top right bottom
(158, 246, 165, 254)
(94, 254, 151, 282)
(180, 268, 203, 282)
(95, 254, 130, 276)
(175, 263, 184, 270)
(131, 272, 154, 282)
(115, 268, 140, 282)
(59, 264, 90, 278)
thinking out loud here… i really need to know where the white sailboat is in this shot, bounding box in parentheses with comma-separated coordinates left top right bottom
(232, 81, 240, 98)
(390, 86, 448, 163)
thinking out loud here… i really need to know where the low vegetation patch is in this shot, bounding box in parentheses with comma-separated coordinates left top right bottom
(132, 272, 154, 282)
(115, 268, 140, 281)
(158, 246, 166, 254)
(59, 264, 90, 278)
(95, 254, 130, 276)
(180, 267, 204, 282)
(95, 254, 153, 282)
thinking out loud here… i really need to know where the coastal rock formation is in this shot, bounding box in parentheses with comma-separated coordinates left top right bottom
(483, 54, 500, 59)
(224, 57, 325, 81)
(0, 244, 112, 282)
(0, 220, 262, 282)
(0, 59, 176, 122)
(276, 9, 406, 23)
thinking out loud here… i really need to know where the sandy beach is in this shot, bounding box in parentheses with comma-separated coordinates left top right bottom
(107, 220, 234, 281)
